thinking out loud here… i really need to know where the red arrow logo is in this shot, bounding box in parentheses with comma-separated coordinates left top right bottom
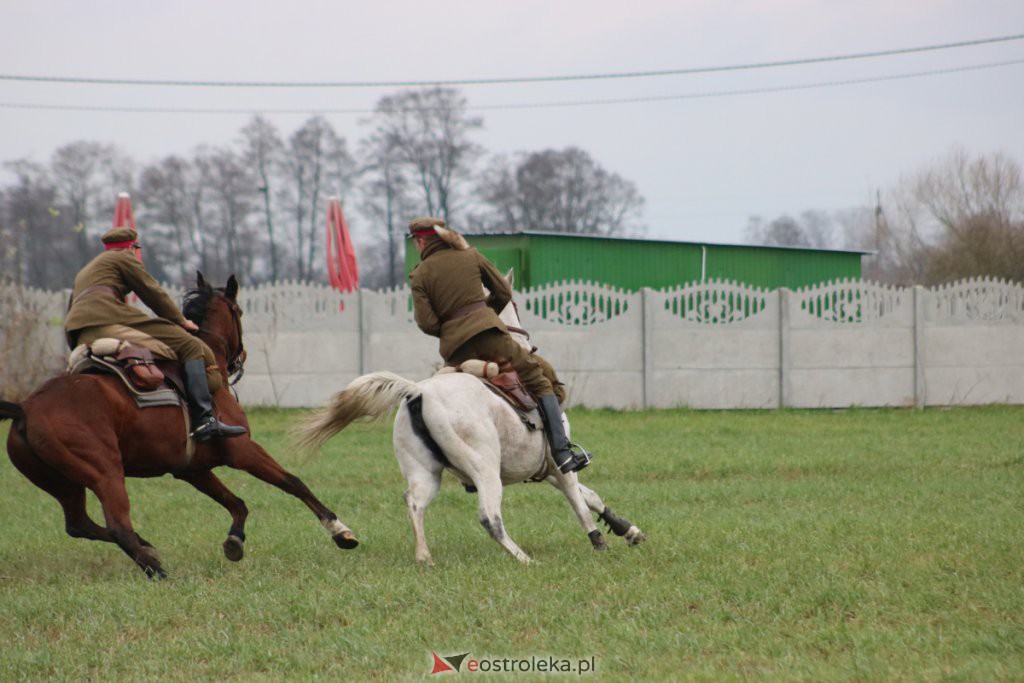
(430, 651, 455, 674)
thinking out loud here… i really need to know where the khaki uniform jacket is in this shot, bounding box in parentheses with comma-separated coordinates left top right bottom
(409, 241, 512, 360)
(64, 249, 188, 342)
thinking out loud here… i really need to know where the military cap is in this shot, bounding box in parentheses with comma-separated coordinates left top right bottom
(408, 216, 446, 236)
(101, 226, 139, 245)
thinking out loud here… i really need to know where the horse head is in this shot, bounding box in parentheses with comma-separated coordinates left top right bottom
(184, 272, 246, 384)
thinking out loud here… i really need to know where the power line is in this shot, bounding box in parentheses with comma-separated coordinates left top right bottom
(0, 34, 1021, 88)
(0, 58, 1020, 115)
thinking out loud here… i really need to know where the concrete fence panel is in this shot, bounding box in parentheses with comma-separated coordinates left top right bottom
(649, 281, 780, 409)
(3, 276, 1024, 409)
(786, 281, 916, 408)
(518, 281, 643, 409)
(922, 278, 1024, 406)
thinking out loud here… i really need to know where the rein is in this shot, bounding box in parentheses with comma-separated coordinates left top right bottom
(199, 297, 246, 387)
(505, 300, 537, 353)
(505, 300, 530, 340)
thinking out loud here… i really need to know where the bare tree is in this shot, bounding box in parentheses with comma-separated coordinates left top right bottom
(50, 141, 133, 273)
(241, 116, 285, 283)
(874, 148, 1024, 285)
(204, 146, 259, 282)
(365, 87, 483, 224)
(745, 210, 837, 249)
(476, 147, 645, 235)
(282, 117, 353, 281)
(1, 160, 64, 288)
(357, 131, 420, 288)
(137, 155, 204, 284)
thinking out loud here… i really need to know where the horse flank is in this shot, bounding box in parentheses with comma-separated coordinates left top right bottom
(295, 371, 421, 454)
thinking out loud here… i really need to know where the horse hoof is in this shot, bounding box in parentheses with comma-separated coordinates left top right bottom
(144, 565, 168, 580)
(625, 528, 647, 546)
(223, 535, 245, 562)
(588, 530, 608, 550)
(333, 531, 359, 550)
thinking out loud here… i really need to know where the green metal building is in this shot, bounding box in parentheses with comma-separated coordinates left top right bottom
(405, 231, 867, 290)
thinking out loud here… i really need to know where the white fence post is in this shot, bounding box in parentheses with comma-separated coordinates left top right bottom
(358, 288, 369, 375)
(914, 285, 926, 409)
(642, 287, 654, 410)
(778, 288, 791, 409)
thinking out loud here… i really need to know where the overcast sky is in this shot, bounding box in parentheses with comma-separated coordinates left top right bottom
(1, 1, 1022, 247)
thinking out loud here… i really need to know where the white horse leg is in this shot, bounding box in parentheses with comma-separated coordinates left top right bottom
(549, 472, 607, 550)
(474, 475, 531, 563)
(403, 467, 442, 566)
(577, 481, 647, 546)
(546, 477, 648, 547)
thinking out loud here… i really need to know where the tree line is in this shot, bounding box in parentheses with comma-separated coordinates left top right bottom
(744, 147, 1024, 286)
(3, 84, 1019, 293)
(0, 87, 645, 292)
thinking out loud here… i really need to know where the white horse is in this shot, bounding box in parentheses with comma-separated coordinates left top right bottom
(297, 273, 645, 564)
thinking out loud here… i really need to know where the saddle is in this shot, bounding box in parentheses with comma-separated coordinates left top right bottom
(437, 359, 538, 425)
(67, 338, 184, 409)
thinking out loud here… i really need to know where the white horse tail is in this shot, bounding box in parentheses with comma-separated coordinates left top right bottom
(296, 371, 420, 454)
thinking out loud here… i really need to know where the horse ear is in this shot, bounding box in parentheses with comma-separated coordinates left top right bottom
(505, 268, 515, 288)
(225, 275, 239, 301)
(196, 271, 208, 289)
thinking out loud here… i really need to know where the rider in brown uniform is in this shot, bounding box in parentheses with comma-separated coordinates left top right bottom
(407, 216, 589, 473)
(64, 226, 246, 442)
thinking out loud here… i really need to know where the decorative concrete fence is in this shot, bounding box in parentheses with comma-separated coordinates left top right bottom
(2, 277, 1022, 410)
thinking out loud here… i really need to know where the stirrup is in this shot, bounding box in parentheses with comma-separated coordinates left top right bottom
(191, 417, 247, 442)
(554, 442, 592, 474)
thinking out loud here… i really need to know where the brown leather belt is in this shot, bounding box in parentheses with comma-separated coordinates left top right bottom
(441, 300, 487, 323)
(74, 284, 123, 303)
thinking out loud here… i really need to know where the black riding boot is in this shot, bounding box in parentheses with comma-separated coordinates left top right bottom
(183, 360, 247, 442)
(539, 394, 591, 474)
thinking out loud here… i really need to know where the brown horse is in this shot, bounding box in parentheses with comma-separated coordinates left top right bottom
(0, 273, 358, 578)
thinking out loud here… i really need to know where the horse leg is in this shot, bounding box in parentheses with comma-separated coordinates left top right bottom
(174, 470, 249, 562)
(227, 441, 358, 549)
(8, 434, 109, 542)
(474, 474, 531, 563)
(39, 485, 167, 563)
(402, 467, 442, 566)
(559, 479, 647, 546)
(7, 429, 160, 560)
(547, 472, 608, 550)
(91, 475, 167, 579)
(57, 486, 112, 541)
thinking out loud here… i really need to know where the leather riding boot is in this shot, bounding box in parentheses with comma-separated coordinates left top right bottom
(539, 394, 591, 474)
(183, 359, 247, 442)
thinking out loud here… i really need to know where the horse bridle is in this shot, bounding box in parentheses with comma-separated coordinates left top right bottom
(505, 300, 538, 354)
(199, 296, 247, 387)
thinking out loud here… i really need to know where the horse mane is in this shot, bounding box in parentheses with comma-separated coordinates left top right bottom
(182, 286, 217, 325)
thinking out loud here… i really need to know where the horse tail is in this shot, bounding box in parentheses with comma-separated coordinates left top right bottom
(0, 400, 24, 423)
(295, 371, 420, 454)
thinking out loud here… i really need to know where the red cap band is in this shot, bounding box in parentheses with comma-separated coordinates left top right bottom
(410, 226, 437, 236)
(104, 241, 136, 250)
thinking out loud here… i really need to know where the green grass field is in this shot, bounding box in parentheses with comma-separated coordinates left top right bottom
(1, 406, 1022, 681)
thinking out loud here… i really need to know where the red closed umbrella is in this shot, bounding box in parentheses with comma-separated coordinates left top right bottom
(325, 197, 359, 310)
(113, 191, 136, 231)
(112, 192, 141, 264)
(112, 192, 141, 303)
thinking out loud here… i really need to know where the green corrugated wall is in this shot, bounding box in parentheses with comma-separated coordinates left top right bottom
(405, 233, 863, 291)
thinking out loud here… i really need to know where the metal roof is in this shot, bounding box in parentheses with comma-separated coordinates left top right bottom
(460, 230, 875, 256)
